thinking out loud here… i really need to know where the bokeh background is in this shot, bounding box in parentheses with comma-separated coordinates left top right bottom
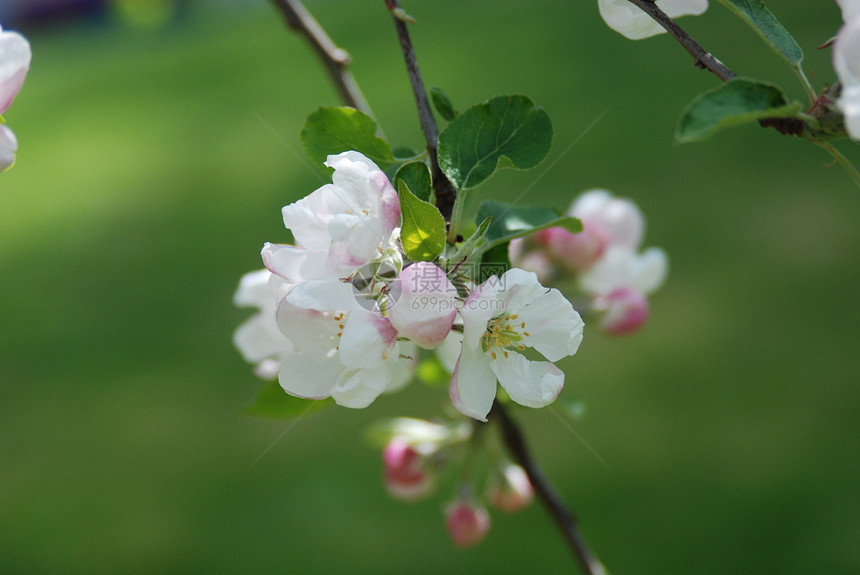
(2, 0, 859, 573)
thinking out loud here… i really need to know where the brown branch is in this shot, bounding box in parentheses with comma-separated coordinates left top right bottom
(269, 0, 373, 116)
(491, 401, 606, 575)
(624, 0, 805, 136)
(385, 0, 457, 222)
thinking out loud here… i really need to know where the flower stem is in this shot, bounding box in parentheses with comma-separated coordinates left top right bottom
(269, 0, 374, 117)
(490, 400, 607, 575)
(385, 0, 458, 225)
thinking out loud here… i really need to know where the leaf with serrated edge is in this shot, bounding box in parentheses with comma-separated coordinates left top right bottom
(438, 95, 552, 190)
(397, 180, 447, 262)
(301, 106, 393, 168)
(676, 78, 803, 143)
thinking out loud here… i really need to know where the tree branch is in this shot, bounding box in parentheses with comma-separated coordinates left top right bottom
(384, 0, 458, 223)
(624, 0, 804, 136)
(491, 401, 606, 575)
(269, 0, 373, 116)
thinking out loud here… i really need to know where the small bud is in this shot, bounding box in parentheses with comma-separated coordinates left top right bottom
(543, 222, 611, 271)
(445, 501, 490, 547)
(382, 437, 433, 501)
(594, 287, 649, 335)
(488, 464, 533, 512)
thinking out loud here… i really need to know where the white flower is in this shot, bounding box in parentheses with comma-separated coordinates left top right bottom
(837, 0, 860, 22)
(275, 299, 409, 408)
(0, 124, 16, 172)
(598, 0, 708, 40)
(232, 269, 294, 380)
(834, 14, 860, 140)
(450, 269, 584, 421)
(0, 25, 30, 114)
(579, 245, 668, 297)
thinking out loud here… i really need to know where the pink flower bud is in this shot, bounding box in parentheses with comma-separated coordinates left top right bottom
(382, 438, 433, 501)
(594, 287, 649, 335)
(387, 262, 457, 349)
(545, 221, 611, 271)
(488, 464, 533, 512)
(445, 501, 490, 547)
(0, 29, 31, 115)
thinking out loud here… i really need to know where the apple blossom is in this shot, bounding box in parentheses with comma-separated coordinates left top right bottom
(593, 287, 650, 336)
(232, 269, 294, 380)
(450, 268, 584, 421)
(445, 501, 490, 547)
(598, 0, 708, 40)
(834, 10, 860, 140)
(382, 437, 434, 500)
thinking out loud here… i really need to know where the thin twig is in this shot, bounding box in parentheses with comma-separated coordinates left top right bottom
(269, 0, 373, 116)
(491, 401, 606, 575)
(384, 0, 458, 223)
(625, 0, 735, 81)
(624, 0, 805, 136)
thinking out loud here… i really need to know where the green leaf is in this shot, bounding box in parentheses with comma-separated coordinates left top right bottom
(715, 0, 802, 65)
(430, 87, 457, 121)
(474, 200, 582, 254)
(301, 106, 393, 168)
(676, 78, 803, 143)
(244, 380, 333, 419)
(438, 95, 552, 190)
(396, 180, 447, 262)
(393, 161, 432, 203)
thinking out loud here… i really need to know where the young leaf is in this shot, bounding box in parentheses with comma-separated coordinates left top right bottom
(301, 106, 393, 168)
(676, 78, 803, 143)
(397, 180, 447, 262)
(474, 200, 582, 254)
(714, 0, 802, 65)
(448, 216, 493, 266)
(430, 87, 457, 121)
(244, 380, 333, 419)
(438, 95, 552, 190)
(394, 160, 432, 203)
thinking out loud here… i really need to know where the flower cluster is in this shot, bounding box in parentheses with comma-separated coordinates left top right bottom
(376, 417, 534, 547)
(835, 0, 860, 140)
(0, 23, 30, 172)
(509, 189, 667, 335)
(598, 0, 707, 40)
(233, 151, 585, 421)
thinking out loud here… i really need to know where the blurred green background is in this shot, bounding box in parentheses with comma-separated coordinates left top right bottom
(2, 0, 859, 573)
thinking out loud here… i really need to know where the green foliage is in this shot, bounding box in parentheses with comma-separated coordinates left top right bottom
(244, 380, 333, 419)
(396, 180, 447, 262)
(437, 95, 552, 190)
(714, 0, 803, 66)
(301, 106, 393, 168)
(430, 87, 457, 121)
(474, 200, 582, 255)
(393, 160, 432, 202)
(416, 355, 450, 386)
(676, 78, 803, 143)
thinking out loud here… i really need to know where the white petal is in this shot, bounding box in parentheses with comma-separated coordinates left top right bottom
(598, 0, 706, 40)
(0, 124, 16, 171)
(460, 276, 506, 350)
(278, 351, 346, 400)
(580, 246, 668, 295)
(233, 313, 292, 363)
(285, 278, 354, 311)
(837, 0, 860, 22)
(339, 307, 397, 369)
(435, 329, 463, 374)
(515, 288, 585, 362)
(261, 242, 326, 283)
(449, 345, 497, 421)
(489, 352, 564, 409)
(0, 30, 31, 114)
(276, 299, 340, 354)
(331, 365, 391, 408)
(835, 18, 860, 86)
(387, 342, 417, 393)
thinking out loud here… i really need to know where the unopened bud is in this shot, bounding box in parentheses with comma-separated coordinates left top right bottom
(445, 501, 490, 547)
(488, 464, 533, 512)
(382, 437, 433, 501)
(594, 287, 649, 335)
